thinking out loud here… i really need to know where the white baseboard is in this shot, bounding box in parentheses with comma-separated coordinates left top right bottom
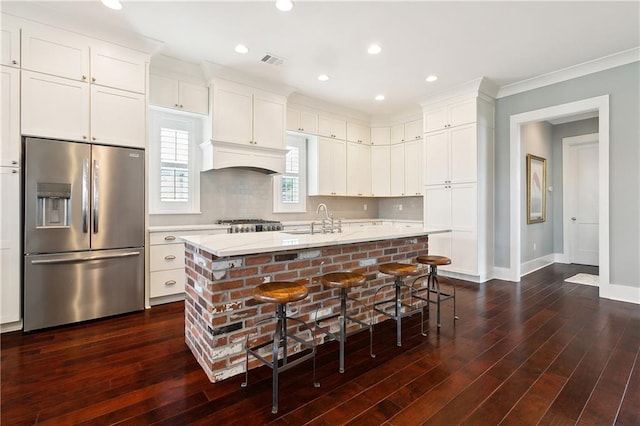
(601, 283, 640, 305)
(521, 254, 556, 277)
(553, 253, 570, 264)
(492, 267, 516, 281)
(1, 320, 23, 333)
(149, 293, 185, 306)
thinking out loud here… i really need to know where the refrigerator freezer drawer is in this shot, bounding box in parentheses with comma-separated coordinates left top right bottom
(23, 248, 144, 331)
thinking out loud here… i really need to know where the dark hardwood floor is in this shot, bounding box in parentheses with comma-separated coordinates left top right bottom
(2, 263, 639, 425)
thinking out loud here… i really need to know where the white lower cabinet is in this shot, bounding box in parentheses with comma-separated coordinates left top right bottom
(424, 182, 479, 276)
(1, 167, 21, 325)
(149, 228, 228, 303)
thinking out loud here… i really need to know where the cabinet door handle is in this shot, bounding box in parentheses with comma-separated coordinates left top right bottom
(164, 255, 176, 261)
(164, 280, 177, 286)
(82, 75, 87, 80)
(92, 77, 96, 82)
(12, 60, 17, 65)
(11, 160, 18, 165)
(11, 169, 17, 174)
(179, 104, 183, 108)
(164, 235, 176, 241)
(175, 103, 179, 107)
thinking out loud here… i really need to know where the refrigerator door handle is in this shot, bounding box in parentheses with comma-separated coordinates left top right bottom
(30, 251, 141, 265)
(93, 159, 99, 234)
(82, 158, 89, 233)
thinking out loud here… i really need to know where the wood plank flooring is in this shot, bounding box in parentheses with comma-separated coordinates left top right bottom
(2, 263, 639, 425)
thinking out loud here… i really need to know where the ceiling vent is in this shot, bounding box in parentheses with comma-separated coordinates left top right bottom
(261, 53, 285, 66)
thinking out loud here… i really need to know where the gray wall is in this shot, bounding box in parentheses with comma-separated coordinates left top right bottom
(551, 118, 599, 252)
(521, 121, 553, 262)
(495, 62, 639, 288)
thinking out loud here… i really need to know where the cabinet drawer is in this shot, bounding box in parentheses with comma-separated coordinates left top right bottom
(150, 232, 184, 245)
(150, 269, 185, 298)
(150, 244, 185, 271)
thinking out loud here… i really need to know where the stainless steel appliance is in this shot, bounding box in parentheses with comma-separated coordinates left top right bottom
(23, 137, 145, 331)
(217, 219, 283, 233)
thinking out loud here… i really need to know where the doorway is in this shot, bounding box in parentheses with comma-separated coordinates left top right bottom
(563, 133, 599, 266)
(508, 95, 610, 296)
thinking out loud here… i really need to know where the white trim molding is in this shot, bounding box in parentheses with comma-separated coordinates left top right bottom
(521, 254, 556, 277)
(508, 96, 610, 298)
(497, 48, 639, 98)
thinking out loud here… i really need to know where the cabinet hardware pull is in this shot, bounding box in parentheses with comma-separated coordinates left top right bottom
(82, 75, 87, 80)
(92, 77, 96, 82)
(83, 136, 87, 140)
(11, 160, 18, 165)
(180, 104, 183, 108)
(175, 103, 179, 107)
(11, 169, 17, 174)
(164, 255, 176, 260)
(165, 280, 177, 286)
(12, 60, 17, 65)
(92, 137, 96, 141)
(164, 235, 176, 241)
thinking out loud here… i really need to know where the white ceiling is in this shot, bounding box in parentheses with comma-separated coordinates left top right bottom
(4, 1, 640, 117)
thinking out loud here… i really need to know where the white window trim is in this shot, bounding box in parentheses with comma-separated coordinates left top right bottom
(273, 134, 307, 213)
(149, 108, 202, 215)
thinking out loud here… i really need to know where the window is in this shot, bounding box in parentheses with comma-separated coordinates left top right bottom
(149, 109, 202, 214)
(273, 134, 307, 213)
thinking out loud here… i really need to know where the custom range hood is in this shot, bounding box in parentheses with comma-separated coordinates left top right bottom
(200, 140, 287, 175)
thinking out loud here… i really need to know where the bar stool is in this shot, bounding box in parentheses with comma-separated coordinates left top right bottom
(414, 255, 457, 328)
(314, 271, 375, 373)
(241, 281, 319, 414)
(373, 262, 426, 348)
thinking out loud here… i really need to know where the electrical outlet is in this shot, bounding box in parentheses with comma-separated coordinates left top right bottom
(316, 307, 332, 319)
(363, 203, 367, 211)
(533, 243, 537, 251)
(399, 204, 403, 211)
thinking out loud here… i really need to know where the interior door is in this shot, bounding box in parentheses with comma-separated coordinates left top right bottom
(90, 144, 145, 250)
(567, 140, 599, 266)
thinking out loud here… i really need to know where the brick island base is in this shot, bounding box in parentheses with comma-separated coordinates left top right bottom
(184, 235, 429, 383)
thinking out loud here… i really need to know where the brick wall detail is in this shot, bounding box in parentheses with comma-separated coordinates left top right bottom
(184, 236, 429, 383)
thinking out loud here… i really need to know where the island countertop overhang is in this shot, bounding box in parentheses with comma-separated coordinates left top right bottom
(180, 225, 451, 257)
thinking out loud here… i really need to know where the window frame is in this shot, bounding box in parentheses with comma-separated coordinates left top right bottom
(273, 134, 307, 213)
(149, 108, 202, 215)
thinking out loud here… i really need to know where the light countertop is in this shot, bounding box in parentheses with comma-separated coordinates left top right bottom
(148, 224, 230, 233)
(181, 225, 450, 257)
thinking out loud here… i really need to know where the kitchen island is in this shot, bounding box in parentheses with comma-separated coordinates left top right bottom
(181, 225, 450, 383)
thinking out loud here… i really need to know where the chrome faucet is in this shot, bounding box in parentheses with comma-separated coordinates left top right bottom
(316, 203, 331, 220)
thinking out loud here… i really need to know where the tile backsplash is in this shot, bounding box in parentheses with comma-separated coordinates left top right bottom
(149, 168, 422, 226)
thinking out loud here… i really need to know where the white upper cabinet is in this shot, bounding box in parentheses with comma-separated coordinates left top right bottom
(1, 66, 20, 166)
(424, 98, 476, 132)
(371, 145, 391, 196)
(346, 121, 371, 144)
(370, 127, 391, 145)
(21, 70, 90, 142)
(318, 115, 347, 140)
(1, 16, 20, 67)
(253, 90, 286, 149)
(21, 70, 145, 148)
(150, 74, 208, 115)
(346, 142, 371, 196)
(424, 123, 477, 186)
(90, 85, 146, 148)
(90, 43, 146, 93)
(390, 119, 423, 144)
(390, 142, 405, 196)
(212, 79, 285, 149)
(286, 106, 317, 134)
(308, 137, 347, 196)
(21, 25, 89, 82)
(21, 22, 147, 93)
(404, 139, 423, 195)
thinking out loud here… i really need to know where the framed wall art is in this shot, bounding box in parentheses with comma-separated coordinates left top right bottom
(526, 154, 546, 224)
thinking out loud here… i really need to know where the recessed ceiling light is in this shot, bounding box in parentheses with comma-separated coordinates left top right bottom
(425, 75, 439, 82)
(375, 94, 385, 101)
(101, 0, 122, 10)
(368, 44, 382, 55)
(235, 44, 249, 54)
(275, 0, 294, 12)
(318, 74, 329, 82)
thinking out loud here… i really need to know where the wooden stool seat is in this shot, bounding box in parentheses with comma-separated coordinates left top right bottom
(242, 281, 318, 413)
(416, 255, 451, 267)
(253, 281, 309, 304)
(378, 262, 418, 278)
(320, 272, 366, 289)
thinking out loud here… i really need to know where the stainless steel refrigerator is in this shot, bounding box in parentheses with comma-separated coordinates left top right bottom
(23, 137, 145, 331)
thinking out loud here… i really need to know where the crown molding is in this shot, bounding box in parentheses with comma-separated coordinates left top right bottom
(497, 47, 640, 98)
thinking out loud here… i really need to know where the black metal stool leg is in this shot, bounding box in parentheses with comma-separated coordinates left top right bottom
(395, 277, 402, 347)
(339, 289, 347, 373)
(272, 305, 283, 414)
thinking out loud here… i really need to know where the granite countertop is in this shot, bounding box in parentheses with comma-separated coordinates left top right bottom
(181, 224, 450, 257)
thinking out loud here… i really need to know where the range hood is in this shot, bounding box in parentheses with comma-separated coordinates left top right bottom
(200, 140, 287, 175)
